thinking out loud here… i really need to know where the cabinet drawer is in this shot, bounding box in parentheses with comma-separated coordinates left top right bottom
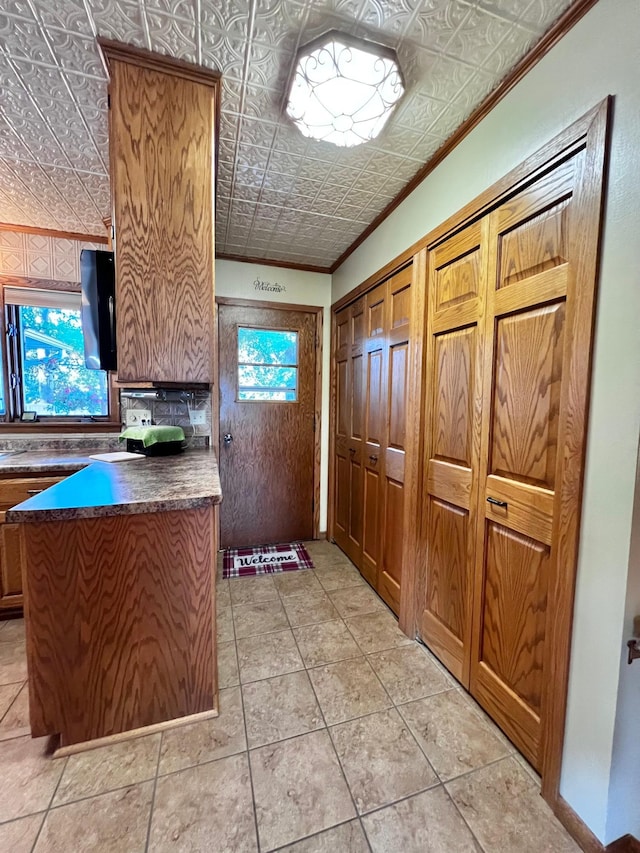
(0, 476, 63, 511)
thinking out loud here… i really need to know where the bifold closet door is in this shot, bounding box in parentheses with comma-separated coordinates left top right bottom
(361, 283, 387, 587)
(419, 221, 488, 684)
(378, 266, 413, 613)
(333, 299, 365, 565)
(469, 154, 583, 770)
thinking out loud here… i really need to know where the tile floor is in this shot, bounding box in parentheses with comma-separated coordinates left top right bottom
(0, 540, 581, 852)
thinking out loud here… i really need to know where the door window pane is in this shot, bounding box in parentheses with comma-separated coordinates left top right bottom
(238, 327, 298, 401)
(18, 305, 109, 416)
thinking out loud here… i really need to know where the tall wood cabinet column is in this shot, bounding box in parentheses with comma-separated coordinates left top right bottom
(99, 41, 220, 384)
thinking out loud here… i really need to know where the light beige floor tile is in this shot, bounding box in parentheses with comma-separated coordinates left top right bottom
(217, 604, 235, 643)
(302, 539, 338, 557)
(237, 629, 304, 684)
(273, 569, 324, 598)
(345, 610, 412, 654)
(218, 639, 239, 689)
(282, 590, 341, 628)
(149, 753, 257, 852)
(0, 681, 30, 740)
(158, 686, 246, 774)
(516, 752, 543, 788)
(314, 564, 364, 591)
(446, 757, 580, 852)
(367, 645, 453, 704)
(0, 735, 64, 822)
(276, 819, 370, 852)
(0, 619, 25, 643)
(328, 585, 386, 619)
(331, 708, 437, 813)
(53, 733, 160, 805)
(243, 670, 323, 748)
(233, 598, 289, 639)
(0, 635, 28, 685)
(0, 812, 45, 853)
(362, 787, 480, 852)
(294, 620, 362, 668)
(217, 578, 231, 607)
(0, 680, 23, 721)
(250, 729, 356, 851)
(36, 782, 154, 853)
(229, 575, 279, 606)
(400, 689, 511, 781)
(308, 657, 391, 726)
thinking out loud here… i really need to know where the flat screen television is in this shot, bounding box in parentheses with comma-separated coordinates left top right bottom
(81, 249, 117, 371)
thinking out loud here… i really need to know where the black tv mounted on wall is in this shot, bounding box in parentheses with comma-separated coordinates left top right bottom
(80, 249, 117, 372)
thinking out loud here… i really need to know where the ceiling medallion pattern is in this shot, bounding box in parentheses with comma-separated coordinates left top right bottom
(0, 0, 576, 268)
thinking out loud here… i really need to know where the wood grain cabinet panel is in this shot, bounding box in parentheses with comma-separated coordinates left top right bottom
(104, 47, 218, 384)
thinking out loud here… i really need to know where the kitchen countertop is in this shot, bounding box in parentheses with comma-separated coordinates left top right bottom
(0, 450, 98, 474)
(5, 449, 221, 523)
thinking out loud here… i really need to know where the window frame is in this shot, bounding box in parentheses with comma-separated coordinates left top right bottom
(0, 281, 118, 427)
(236, 325, 300, 403)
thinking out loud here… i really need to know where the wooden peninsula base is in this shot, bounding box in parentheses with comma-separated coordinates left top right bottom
(21, 504, 218, 748)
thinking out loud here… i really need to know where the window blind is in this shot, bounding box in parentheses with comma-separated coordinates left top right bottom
(3, 287, 82, 311)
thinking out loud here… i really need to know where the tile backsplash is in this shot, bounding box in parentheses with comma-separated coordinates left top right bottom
(120, 389, 212, 447)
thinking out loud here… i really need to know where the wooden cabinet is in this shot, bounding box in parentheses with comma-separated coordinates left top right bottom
(332, 265, 413, 614)
(100, 42, 219, 384)
(0, 475, 64, 613)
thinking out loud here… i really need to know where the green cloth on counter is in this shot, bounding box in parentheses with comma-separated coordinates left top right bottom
(119, 425, 185, 448)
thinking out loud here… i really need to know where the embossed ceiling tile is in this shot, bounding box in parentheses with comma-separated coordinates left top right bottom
(266, 149, 301, 176)
(218, 137, 236, 162)
(0, 14, 55, 64)
(8, 57, 70, 102)
(407, 131, 445, 162)
(143, 0, 196, 20)
(0, 121, 33, 160)
(453, 69, 496, 114)
(146, 11, 197, 62)
(241, 83, 283, 120)
(482, 27, 537, 75)
(251, 0, 307, 48)
(301, 140, 340, 164)
(200, 26, 245, 77)
(288, 177, 324, 199)
(91, 0, 148, 45)
(519, 0, 573, 31)
(200, 0, 252, 40)
(0, 248, 27, 275)
(334, 202, 375, 222)
(237, 143, 272, 172)
(38, 0, 93, 34)
(64, 71, 108, 109)
(234, 167, 265, 189)
(272, 123, 308, 156)
(444, 6, 514, 67)
(294, 159, 332, 182)
(237, 116, 278, 148)
(46, 29, 105, 76)
(2, 0, 36, 19)
(407, 0, 470, 50)
(261, 170, 296, 193)
(471, 0, 537, 23)
(0, 230, 24, 249)
(357, 0, 420, 40)
(219, 75, 243, 113)
(321, 164, 358, 187)
(258, 188, 291, 207)
(232, 184, 262, 202)
(245, 40, 293, 90)
(393, 90, 447, 130)
(417, 52, 475, 100)
(219, 111, 240, 141)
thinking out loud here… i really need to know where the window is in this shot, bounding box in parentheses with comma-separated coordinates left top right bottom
(237, 327, 298, 401)
(4, 286, 110, 420)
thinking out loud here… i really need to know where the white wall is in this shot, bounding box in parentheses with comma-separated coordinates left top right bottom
(333, 0, 640, 842)
(215, 259, 332, 532)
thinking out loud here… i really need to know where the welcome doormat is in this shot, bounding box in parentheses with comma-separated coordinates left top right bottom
(222, 542, 314, 578)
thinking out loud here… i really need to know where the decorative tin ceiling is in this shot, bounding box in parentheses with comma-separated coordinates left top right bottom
(0, 0, 576, 270)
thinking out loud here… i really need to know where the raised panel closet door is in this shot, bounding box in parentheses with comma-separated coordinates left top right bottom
(361, 283, 387, 587)
(470, 155, 580, 770)
(419, 220, 488, 684)
(379, 265, 412, 614)
(333, 306, 351, 554)
(346, 299, 365, 565)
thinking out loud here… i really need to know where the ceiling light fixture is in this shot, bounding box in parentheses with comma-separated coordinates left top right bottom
(286, 31, 404, 148)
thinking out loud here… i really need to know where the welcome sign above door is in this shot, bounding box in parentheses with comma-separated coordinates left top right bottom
(222, 542, 314, 578)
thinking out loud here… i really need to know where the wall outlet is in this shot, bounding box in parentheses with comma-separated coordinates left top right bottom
(125, 409, 151, 427)
(189, 409, 207, 426)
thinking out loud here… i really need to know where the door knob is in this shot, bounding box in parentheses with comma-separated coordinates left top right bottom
(223, 433, 233, 444)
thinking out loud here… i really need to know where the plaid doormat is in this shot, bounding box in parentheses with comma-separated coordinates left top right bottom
(222, 542, 314, 578)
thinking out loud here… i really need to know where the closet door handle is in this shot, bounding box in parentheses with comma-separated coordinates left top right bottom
(369, 454, 378, 463)
(349, 447, 356, 455)
(487, 496, 508, 508)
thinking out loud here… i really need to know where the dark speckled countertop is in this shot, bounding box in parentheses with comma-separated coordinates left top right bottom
(5, 449, 221, 523)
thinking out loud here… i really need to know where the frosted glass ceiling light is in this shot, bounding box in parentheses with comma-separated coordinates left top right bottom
(286, 31, 404, 147)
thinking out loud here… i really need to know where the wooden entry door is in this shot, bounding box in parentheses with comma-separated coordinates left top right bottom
(218, 301, 318, 549)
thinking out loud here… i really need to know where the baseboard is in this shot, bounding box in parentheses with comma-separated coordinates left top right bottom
(553, 796, 640, 853)
(606, 836, 640, 853)
(553, 795, 604, 853)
